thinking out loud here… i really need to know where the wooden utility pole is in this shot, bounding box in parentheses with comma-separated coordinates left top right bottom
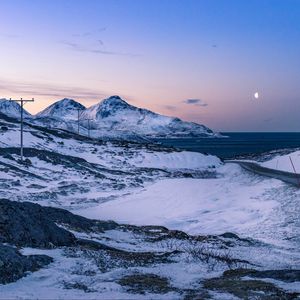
(77, 108, 80, 134)
(86, 118, 92, 138)
(10, 98, 34, 162)
(75, 108, 84, 135)
(80, 118, 93, 138)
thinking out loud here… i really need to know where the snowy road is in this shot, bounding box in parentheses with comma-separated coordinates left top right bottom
(227, 160, 300, 187)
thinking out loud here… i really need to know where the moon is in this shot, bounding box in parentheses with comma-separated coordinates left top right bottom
(254, 92, 259, 99)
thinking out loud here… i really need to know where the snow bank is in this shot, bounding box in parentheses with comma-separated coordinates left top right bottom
(132, 151, 221, 169)
(262, 150, 300, 173)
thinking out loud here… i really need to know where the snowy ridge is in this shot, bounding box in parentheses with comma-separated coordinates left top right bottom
(36, 98, 86, 120)
(80, 95, 217, 138)
(0, 98, 31, 119)
(0, 95, 219, 140)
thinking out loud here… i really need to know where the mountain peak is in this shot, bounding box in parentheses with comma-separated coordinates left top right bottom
(36, 98, 85, 120)
(53, 98, 84, 107)
(85, 96, 131, 118)
(108, 95, 122, 100)
(59, 98, 77, 103)
(101, 95, 129, 106)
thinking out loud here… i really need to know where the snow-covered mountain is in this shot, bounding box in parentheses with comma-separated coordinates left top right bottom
(0, 98, 31, 119)
(36, 98, 85, 120)
(80, 95, 216, 137)
(0, 95, 219, 139)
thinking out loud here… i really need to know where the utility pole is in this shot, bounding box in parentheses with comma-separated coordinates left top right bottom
(76, 108, 80, 135)
(10, 98, 34, 162)
(80, 118, 93, 138)
(75, 108, 85, 135)
(289, 156, 300, 187)
(86, 118, 92, 138)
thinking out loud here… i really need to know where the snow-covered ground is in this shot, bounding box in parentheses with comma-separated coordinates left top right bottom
(0, 115, 299, 249)
(79, 163, 300, 247)
(0, 113, 300, 299)
(131, 150, 220, 169)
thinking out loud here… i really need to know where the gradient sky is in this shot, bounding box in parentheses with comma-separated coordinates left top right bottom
(0, 0, 300, 131)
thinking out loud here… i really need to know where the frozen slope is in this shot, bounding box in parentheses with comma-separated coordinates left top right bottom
(0, 111, 220, 211)
(0, 98, 31, 119)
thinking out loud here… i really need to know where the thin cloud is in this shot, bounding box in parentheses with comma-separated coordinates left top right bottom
(60, 40, 139, 57)
(183, 99, 208, 107)
(0, 78, 106, 102)
(162, 105, 177, 111)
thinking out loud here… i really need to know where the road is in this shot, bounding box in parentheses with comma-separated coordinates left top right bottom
(226, 160, 300, 187)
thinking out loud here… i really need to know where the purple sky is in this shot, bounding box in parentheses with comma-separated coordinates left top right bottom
(0, 0, 300, 131)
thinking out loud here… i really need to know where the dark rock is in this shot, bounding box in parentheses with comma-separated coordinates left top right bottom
(224, 268, 300, 283)
(65, 243, 178, 273)
(0, 126, 8, 131)
(118, 273, 173, 294)
(63, 281, 93, 293)
(0, 198, 76, 247)
(251, 269, 300, 283)
(219, 232, 255, 246)
(23, 158, 32, 166)
(220, 232, 241, 239)
(41, 205, 118, 233)
(204, 268, 300, 300)
(0, 244, 52, 284)
(0, 198, 120, 249)
(27, 184, 46, 189)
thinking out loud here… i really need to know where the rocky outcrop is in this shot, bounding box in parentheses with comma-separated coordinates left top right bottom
(0, 244, 52, 284)
(0, 199, 76, 248)
(0, 198, 120, 248)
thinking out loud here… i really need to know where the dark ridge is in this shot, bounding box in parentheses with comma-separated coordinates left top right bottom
(0, 244, 53, 284)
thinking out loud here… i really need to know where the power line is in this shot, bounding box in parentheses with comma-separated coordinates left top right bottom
(85, 118, 93, 138)
(76, 108, 81, 135)
(75, 108, 85, 135)
(10, 98, 34, 163)
(289, 156, 300, 187)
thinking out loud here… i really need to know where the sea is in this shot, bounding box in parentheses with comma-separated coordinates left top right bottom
(154, 132, 300, 159)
